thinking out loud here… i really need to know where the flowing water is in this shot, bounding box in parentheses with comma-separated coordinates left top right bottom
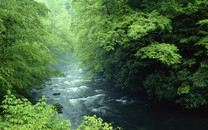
(32, 64, 208, 130)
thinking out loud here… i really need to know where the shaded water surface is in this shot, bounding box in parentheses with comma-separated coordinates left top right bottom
(32, 65, 208, 130)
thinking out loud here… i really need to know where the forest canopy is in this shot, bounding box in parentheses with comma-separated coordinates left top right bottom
(0, 0, 115, 129)
(0, 0, 208, 129)
(0, 0, 63, 99)
(70, 0, 208, 109)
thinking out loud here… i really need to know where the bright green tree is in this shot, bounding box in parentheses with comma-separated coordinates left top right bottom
(35, 0, 73, 63)
(70, 0, 208, 109)
(0, 0, 61, 99)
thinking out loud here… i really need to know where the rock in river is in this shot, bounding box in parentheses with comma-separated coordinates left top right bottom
(53, 93, 61, 96)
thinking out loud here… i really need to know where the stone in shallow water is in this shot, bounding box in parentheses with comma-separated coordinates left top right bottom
(53, 93, 61, 96)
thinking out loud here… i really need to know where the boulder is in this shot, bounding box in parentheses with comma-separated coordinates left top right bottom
(53, 93, 60, 96)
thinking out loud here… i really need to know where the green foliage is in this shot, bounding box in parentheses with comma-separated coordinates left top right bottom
(0, 1, 118, 129)
(0, 0, 62, 99)
(70, 0, 173, 84)
(176, 93, 207, 109)
(136, 43, 181, 65)
(35, 0, 73, 63)
(196, 19, 208, 55)
(177, 82, 190, 95)
(70, 0, 208, 109)
(77, 115, 116, 130)
(0, 91, 71, 130)
(0, 92, 117, 130)
(143, 72, 177, 101)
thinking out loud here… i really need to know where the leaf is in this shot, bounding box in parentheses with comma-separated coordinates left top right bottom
(136, 43, 181, 65)
(177, 82, 190, 95)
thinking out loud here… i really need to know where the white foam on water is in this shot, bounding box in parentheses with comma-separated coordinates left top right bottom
(66, 75, 72, 78)
(63, 79, 91, 85)
(52, 88, 65, 91)
(84, 94, 105, 107)
(79, 85, 88, 89)
(91, 107, 106, 113)
(78, 68, 82, 72)
(82, 79, 91, 82)
(64, 81, 70, 84)
(69, 98, 81, 105)
(116, 99, 128, 104)
(68, 79, 84, 85)
(115, 97, 137, 105)
(95, 89, 104, 93)
(86, 94, 105, 100)
(69, 94, 105, 106)
(66, 86, 88, 93)
(66, 87, 79, 92)
(91, 106, 114, 116)
(54, 84, 59, 86)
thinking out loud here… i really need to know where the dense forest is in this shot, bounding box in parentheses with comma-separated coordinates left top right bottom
(0, 0, 114, 129)
(0, 0, 208, 129)
(70, 0, 208, 109)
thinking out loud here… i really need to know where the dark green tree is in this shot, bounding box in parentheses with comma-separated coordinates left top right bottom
(70, 0, 208, 109)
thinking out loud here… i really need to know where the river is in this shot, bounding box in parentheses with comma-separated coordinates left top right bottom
(32, 64, 208, 130)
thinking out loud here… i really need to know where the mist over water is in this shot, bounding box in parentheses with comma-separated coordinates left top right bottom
(32, 64, 208, 130)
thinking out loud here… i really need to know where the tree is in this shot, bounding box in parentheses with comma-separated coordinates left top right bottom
(35, 0, 73, 63)
(0, 0, 61, 99)
(70, 0, 208, 109)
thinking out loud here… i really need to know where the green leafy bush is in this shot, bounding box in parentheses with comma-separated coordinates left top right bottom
(0, 92, 118, 130)
(77, 115, 116, 130)
(0, 91, 71, 130)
